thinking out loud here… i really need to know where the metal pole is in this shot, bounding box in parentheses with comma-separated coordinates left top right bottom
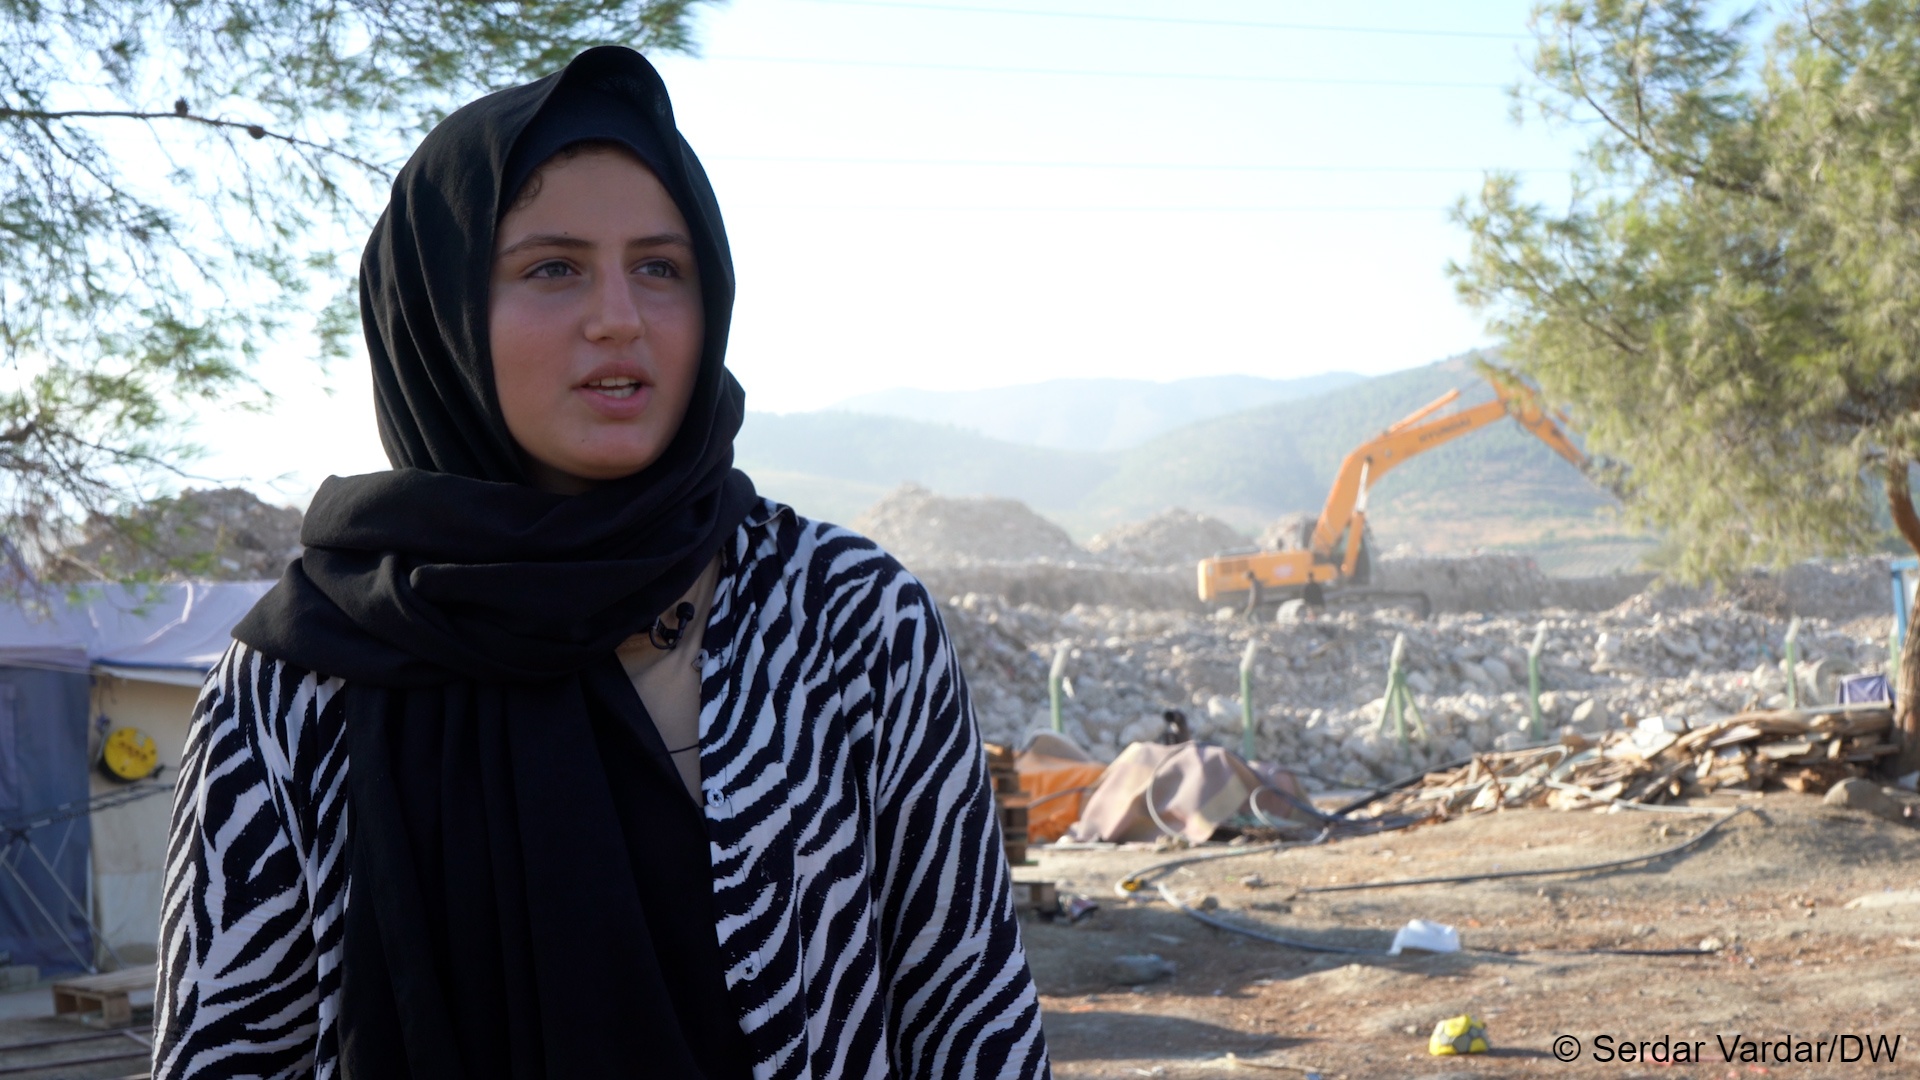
(1527, 622, 1548, 742)
(1384, 633, 1408, 752)
(1239, 639, 1259, 760)
(1049, 644, 1068, 734)
(1784, 617, 1802, 710)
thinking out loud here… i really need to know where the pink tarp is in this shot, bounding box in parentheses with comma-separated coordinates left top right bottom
(1064, 742, 1313, 844)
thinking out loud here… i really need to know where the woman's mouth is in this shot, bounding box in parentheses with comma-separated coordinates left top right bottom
(582, 376, 641, 399)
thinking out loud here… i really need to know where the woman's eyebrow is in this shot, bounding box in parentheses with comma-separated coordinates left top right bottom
(495, 231, 693, 257)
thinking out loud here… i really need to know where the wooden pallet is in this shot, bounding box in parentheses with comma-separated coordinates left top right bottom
(51, 963, 155, 1028)
(984, 743, 1030, 865)
(1010, 879, 1058, 914)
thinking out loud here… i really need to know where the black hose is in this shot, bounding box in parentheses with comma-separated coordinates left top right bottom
(1294, 806, 1751, 895)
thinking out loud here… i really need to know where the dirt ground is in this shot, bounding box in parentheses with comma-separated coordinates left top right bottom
(1026, 794, 1920, 1079)
(2, 793, 1914, 1079)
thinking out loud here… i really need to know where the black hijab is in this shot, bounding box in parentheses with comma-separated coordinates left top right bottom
(235, 47, 759, 1078)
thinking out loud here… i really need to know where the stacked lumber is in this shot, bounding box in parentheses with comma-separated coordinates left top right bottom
(1364, 704, 1897, 819)
(984, 743, 1030, 865)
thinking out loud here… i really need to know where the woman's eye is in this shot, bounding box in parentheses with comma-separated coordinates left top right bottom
(526, 260, 574, 279)
(636, 259, 679, 279)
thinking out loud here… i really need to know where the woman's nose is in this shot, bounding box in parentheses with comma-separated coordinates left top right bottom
(583, 267, 645, 342)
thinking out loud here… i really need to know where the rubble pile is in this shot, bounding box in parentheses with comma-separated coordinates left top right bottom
(851, 484, 1085, 567)
(1085, 509, 1248, 568)
(940, 588, 1892, 789)
(57, 488, 302, 581)
(1371, 553, 1556, 612)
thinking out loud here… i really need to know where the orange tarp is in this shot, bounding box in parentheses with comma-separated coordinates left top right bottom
(1015, 736, 1106, 844)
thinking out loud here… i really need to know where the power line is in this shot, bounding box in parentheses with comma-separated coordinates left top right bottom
(700, 53, 1509, 90)
(711, 154, 1550, 173)
(733, 203, 1455, 213)
(795, 0, 1534, 40)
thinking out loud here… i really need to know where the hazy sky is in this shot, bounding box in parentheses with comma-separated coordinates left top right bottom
(195, 0, 1591, 502)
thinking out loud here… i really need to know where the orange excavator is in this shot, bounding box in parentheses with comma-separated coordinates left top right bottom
(1196, 363, 1592, 616)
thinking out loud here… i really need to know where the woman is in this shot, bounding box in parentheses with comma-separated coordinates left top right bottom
(155, 46, 1050, 1079)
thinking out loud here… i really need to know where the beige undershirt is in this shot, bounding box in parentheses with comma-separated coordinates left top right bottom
(614, 556, 720, 804)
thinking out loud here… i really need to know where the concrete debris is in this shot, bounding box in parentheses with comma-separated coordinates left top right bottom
(852, 484, 1085, 567)
(939, 584, 1893, 788)
(1085, 509, 1248, 569)
(57, 487, 302, 581)
(1823, 778, 1913, 824)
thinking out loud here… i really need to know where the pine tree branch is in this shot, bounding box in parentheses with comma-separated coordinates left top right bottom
(1561, 17, 1778, 205)
(0, 104, 391, 176)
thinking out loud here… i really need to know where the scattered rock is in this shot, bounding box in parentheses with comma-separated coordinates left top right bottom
(1569, 699, 1610, 733)
(1107, 954, 1176, 985)
(1823, 778, 1912, 824)
(1086, 509, 1248, 568)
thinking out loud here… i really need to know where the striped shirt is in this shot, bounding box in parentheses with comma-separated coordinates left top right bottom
(155, 499, 1051, 1079)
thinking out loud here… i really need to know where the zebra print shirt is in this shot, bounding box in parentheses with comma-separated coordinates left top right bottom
(155, 500, 1051, 1079)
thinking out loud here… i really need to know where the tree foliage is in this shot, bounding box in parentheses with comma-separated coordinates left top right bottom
(0, 0, 711, 572)
(1451, 0, 1920, 582)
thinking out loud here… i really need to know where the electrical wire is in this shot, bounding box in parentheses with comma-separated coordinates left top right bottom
(729, 203, 1455, 214)
(699, 54, 1511, 89)
(709, 154, 1548, 173)
(796, 0, 1534, 40)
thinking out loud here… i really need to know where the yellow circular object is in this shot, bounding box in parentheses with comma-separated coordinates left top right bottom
(1429, 1014, 1490, 1056)
(101, 727, 159, 782)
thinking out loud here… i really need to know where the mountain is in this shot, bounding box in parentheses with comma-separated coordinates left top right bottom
(736, 357, 1644, 568)
(824, 372, 1366, 452)
(732, 412, 1109, 528)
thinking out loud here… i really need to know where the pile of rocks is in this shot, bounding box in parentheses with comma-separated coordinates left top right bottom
(1085, 509, 1249, 568)
(851, 484, 1085, 567)
(940, 587, 1892, 790)
(57, 488, 303, 581)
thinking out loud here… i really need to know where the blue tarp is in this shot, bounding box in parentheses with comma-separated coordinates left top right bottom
(0, 666, 93, 973)
(1839, 673, 1894, 706)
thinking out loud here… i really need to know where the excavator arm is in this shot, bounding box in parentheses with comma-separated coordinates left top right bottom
(1196, 365, 1591, 604)
(1308, 371, 1588, 564)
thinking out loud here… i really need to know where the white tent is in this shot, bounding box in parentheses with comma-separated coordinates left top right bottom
(0, 581, 272, 964)
(0, 581, 270, 683)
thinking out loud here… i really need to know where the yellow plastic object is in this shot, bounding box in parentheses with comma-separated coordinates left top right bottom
(100, 727, 159, 782)
(1429, 1014, 1490, 1056)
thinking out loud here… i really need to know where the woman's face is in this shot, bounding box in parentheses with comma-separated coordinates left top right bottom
(490, 148, 703, 494)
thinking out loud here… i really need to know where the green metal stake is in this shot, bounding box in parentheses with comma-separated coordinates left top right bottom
(1049, 645, 1069, 733)
(1374, 633, 1428, 757)
(1784, 617, 1802, 710)
(1239, 639, 1259, 761)
(1375, 634, 1402, 738)
(1891, 623, 1902, 683)
(1526, 622, 1548, 742)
